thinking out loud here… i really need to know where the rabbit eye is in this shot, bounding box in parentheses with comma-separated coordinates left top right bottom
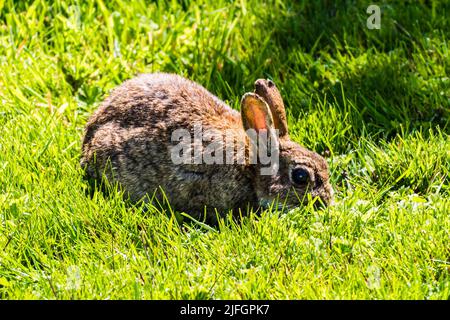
(291, 168, 309, 185)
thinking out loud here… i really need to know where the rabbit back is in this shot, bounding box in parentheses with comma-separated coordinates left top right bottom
(81, 73, 257, 217)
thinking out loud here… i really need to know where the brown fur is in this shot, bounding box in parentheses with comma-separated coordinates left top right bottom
(80, 73, 333, 222)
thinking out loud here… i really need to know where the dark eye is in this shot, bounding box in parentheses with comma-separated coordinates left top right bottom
(292, 168, 309, 185)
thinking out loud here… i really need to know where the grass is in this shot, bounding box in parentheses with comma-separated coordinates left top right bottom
(0, 0, 449, 299)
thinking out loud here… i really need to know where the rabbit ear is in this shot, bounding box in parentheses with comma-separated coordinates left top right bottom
(240, 93, 275, 133)
(254, 79, 288, 137)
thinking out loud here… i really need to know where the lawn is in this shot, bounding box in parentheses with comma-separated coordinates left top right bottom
(0, 0, 449, 299)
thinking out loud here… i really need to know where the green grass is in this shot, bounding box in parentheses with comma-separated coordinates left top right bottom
(0, 0, 449, 299)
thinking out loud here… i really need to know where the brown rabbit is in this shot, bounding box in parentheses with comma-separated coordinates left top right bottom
(80, 73, 333, 222)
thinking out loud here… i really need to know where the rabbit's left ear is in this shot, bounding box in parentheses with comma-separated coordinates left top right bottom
(240, 93, 275, 133)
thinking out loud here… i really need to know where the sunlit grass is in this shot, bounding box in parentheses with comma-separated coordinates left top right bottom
(0, 0, 449, 299)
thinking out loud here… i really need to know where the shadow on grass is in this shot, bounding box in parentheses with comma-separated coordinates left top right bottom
(214, 0, 450, 143)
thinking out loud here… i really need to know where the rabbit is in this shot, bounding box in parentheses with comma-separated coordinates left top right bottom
(80, 73, 333, 222)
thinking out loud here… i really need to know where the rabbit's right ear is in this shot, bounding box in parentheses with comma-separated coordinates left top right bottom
(240, 93, 275, 133)
(254, 79, 289, 138)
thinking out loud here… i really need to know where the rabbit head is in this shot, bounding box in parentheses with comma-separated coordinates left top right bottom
(241, 79, 334, 210)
